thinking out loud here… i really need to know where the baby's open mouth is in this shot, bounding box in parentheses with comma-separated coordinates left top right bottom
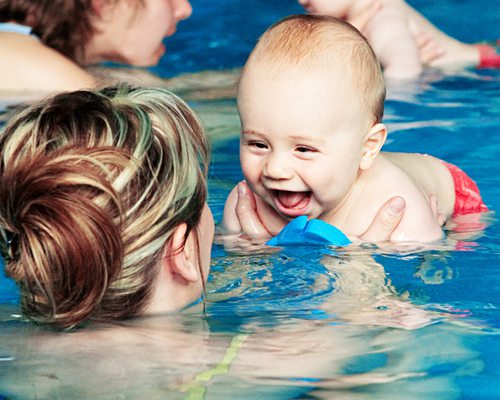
(273, 190, 312, 216)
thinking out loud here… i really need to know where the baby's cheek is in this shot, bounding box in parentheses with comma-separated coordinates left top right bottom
(240, 163, 252, 181)
(240, 155, 257, 179)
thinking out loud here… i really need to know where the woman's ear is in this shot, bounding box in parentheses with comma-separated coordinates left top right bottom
(163, 223, 200, 283)
(360, 123, 387, 170)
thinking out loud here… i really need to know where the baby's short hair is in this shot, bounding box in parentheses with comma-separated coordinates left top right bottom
(247, 14, 386, 124)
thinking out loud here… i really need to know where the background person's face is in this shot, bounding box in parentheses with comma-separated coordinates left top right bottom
(297, 0, 353, 18)
(92, 0, 192, 66)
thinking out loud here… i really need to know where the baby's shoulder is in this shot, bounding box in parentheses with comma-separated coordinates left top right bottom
(383, 152, 455, 215)
(371, 153, 446, 205)
(369, 152, 419, 185)
(359, 155, 444, 242)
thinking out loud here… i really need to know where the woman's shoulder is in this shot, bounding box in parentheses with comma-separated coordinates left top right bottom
(0, 33, 95, 92)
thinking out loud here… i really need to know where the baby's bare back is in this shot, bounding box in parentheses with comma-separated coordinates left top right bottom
(383, 152, 455, 218)
(336, 152, 453, 242)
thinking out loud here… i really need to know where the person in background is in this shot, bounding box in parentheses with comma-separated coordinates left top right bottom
(0, 0, 192, 92)
(297, 0, 500, 79)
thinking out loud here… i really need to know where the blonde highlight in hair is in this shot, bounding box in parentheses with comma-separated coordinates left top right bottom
(0, 86, 210, 328)
(246, 14, 386, 124)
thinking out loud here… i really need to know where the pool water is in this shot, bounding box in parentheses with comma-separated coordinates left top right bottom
(1, 0, 500, 399)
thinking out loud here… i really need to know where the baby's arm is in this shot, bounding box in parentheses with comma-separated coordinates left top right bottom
(364, 7, 422, 79)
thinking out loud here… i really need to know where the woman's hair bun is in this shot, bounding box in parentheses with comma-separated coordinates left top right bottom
(0, 145, 126, 327)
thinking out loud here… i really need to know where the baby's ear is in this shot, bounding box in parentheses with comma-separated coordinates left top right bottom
(360, 123, 387, 170)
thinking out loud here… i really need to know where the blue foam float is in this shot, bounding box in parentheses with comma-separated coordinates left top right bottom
(266, 216, 351, 247)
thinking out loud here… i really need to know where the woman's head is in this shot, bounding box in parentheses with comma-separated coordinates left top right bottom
(0, 0, 192, 66)
(0, 85, 211, 328)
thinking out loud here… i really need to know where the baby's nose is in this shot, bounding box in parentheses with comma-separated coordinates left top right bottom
(263, 155, 293, 180)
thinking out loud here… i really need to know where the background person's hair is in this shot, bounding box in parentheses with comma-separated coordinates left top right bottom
(246, 14, 386, 125)
(0, 85, 210, 328)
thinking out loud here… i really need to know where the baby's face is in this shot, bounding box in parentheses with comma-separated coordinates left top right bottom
(238, 62, 368, 221)
(297, 0, 354, 18)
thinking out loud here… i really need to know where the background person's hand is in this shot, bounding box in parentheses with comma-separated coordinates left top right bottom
(414, 31, 446, 65)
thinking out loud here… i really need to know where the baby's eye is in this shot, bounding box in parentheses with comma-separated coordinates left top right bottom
(295, 146, 316, 153)
(249, 141, 268, 150)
